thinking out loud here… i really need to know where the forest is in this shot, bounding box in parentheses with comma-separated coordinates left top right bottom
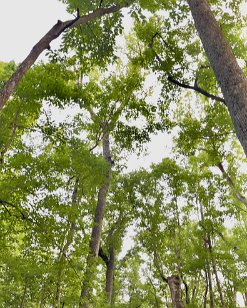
(1, 0, 247, 307)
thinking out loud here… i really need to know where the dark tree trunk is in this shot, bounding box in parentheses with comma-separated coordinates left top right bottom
(167, 275, 184, 308)
(187, 0, 247, 157)
(105, 246, 115, 304)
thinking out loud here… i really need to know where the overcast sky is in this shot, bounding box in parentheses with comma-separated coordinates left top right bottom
(0, 0, 71, 62)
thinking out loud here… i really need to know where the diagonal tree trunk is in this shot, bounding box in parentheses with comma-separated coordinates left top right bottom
(0, 3, 130, 109)
(187, 0, 247, 157)
(80, 131, 112, 307)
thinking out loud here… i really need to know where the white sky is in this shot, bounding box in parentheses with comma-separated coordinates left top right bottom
(1, 1, 247, 305)
(0, 0, 71, 62)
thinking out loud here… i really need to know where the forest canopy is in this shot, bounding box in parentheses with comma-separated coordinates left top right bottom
(1, 0, 247, 307)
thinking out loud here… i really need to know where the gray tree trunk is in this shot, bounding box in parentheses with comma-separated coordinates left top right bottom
(187, 0, 247, 157)
(80, 132, 112, 307)
(167, 275, 184, 308)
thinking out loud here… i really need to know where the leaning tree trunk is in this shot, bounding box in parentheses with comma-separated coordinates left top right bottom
(167, 275, 184, 308)
(187, 0, 247, 157)
(80, 132, 112, 307)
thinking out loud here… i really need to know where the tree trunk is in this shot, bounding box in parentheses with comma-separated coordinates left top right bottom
(19, 284, 27, 308)
(207, 237, 226, 308)
(105, 246, 115, 304)
(0, 4, 130, 110)
(187, 0, 247, 157)
(243, 292, 247, 306)
(167, 275, 184, 308)
(55, 179, 79, 308)
(203, 271, 208, 308)
(80, 132, 112, 307)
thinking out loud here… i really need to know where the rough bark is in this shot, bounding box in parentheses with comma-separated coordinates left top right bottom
(99, 245, 115, 304)
(187, 0, 247, 157)
(167, 276, 184, 308)
(0, 3, 130, 109)
(80, 132, 112, 307)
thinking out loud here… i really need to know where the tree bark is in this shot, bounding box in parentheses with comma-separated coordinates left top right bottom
(187, 0, 247, 157)
(167, 275, 184, 308)
(105, 246, 115, 304)
(80, 132, 112, 307)
(0, 3, 130, 109)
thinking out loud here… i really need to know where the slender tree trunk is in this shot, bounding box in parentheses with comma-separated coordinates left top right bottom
(203, 271, 208, 308)
(208, 237, 226, 308)
(200, 202, 214, 308)
(206, 261, 215, 308)
(55, 179, 79, 308)
(187, 0, 247, 157)
(105, 246, 115, 304)
(80, 132, 112, 307)
(19, 284, 27, 308)
(167, 275, 184, 308)
(243, 293, 247, 306)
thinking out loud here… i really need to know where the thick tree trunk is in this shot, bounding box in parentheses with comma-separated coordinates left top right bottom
(187, 0, 247, 157)
(167, 275, 184, 308)
(80, 132, 112, 307)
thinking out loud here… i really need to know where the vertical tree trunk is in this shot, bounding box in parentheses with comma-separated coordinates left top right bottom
(207, 238, 226, 308)
(55, 179, 79, 308)
(203, 271, 208, 308)
(187, 0, 247, 157)
(243, 293, 247, 306)
(105, 246, 115, 305)
(167, 275, 184, 308)
(200, 202, 214, 308)
(19, 284, 27, 308)
(80, 132, 112, 307)
(206, 262, 215, 308)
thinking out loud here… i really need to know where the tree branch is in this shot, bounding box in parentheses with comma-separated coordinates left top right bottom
(217, 162, 247, 207)
(148, 36, 225, 105)
(0, 3, 131, 109)
(167, 76, 226, 104)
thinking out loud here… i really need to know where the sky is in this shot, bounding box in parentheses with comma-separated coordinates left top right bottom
(0, 0, 71, 62)
(1, 0, 247, 305)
